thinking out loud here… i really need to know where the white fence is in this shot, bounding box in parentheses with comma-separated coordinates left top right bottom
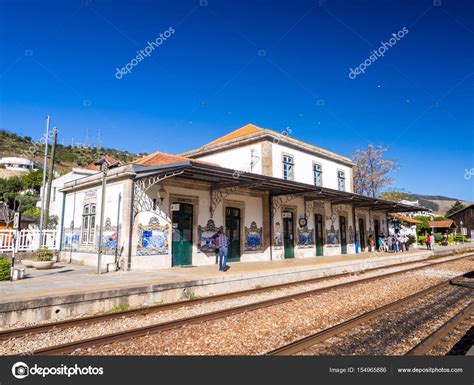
(0, 229, 58, 252)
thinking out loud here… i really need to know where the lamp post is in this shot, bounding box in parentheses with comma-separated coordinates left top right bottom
(460, 221, 464, 244)
(97, 161, 109, 274)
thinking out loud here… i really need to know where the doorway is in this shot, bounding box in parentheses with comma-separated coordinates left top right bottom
(283, 211, 295, 259)
(225, 207, 241, 262)
(171, 203, 193, 267)
(340, 215, 347, 254)
(374, 219, 380, 244)
(315, 213, 324, 256)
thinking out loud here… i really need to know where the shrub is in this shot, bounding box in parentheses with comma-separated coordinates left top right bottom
(454, 235, 468, 243)
(434, 233, 443, 242)
(0, 257, 11, 281)
(407, 235, 416, 245)
(34, 248, 54, 261)
(418, 235, 426, 245)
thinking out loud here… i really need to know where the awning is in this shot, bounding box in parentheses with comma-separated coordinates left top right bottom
(133, 161, 425, 213)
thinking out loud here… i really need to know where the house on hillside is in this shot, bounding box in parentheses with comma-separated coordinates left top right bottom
(57, 124, 423, 271)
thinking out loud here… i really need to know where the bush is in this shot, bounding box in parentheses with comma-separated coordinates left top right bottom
(454, 235, 468, 243)
(434, 233, 443, 242)
(34, 248, 54, 261)
(418, 235, 427, 245)
(407, 235, 416, 245)
(0, 257, 11, 281)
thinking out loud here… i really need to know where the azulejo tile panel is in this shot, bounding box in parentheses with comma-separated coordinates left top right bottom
(137, 217, 170, 256)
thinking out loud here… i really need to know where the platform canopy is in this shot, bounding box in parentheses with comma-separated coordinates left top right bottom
(132, 161, 425, 213)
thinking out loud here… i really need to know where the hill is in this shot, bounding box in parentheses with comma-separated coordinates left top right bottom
(0, 130, 142, 173)
(382, 191, 471, 215)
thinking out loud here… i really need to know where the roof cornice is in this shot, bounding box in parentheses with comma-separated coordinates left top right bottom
(179, 129, 354, 166)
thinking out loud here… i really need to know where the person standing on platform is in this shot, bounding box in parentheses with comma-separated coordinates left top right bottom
(211, 232, 219, 265)
(430, 233, 435, 250)
(426, 234, 431, 250)
(216, 230, 230, 272)
(378, 234, 384, 252)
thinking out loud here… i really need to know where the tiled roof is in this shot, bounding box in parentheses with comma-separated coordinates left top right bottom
(133, 151, 215, 167)
(429, 220, 456, 228)
(84, 155, 122, 171)
(393, 214, 421, 224)
(204, 124, 264, 146)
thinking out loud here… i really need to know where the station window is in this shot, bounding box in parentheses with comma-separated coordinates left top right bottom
(313, 163, 322, 187)
(81, 203, 96, 244)
(282, 155, 294, 180)
(337, 170, 346, 191)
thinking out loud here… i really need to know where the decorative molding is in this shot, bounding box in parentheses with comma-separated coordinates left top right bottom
(133, 170, 184, 220)
(271, 194, 301, 216)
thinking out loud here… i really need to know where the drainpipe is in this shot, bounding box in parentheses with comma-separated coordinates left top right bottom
(269, 194, 273, 261)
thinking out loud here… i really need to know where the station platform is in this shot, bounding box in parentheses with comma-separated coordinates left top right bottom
(1, 244, 473, 328)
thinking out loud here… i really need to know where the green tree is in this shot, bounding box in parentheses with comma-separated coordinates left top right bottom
(379, 190, 406, 202)
(446, 201, 465, 216)
(414, 215, 431, 235)
(22, 169, 45, 192)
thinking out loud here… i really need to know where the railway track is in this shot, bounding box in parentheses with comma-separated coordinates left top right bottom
(267, 273, 473, 356)
(1, 252, 471, 343)
(7, 253, 471, 356)
(406, 301, 474, 356)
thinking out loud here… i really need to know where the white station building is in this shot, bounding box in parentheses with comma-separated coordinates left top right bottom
(58, 124, 421, 271)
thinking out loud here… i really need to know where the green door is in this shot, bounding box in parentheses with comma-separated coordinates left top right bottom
(283, 212, 295, 259)
(315, 214, 324, 256)
(340, 215, 347, 254)
(171, 203, 193, 266)
(225, 207, 241, 262)
(358, 218, 366, 251)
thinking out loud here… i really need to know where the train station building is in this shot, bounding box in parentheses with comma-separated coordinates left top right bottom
(58, 124, 421, 271)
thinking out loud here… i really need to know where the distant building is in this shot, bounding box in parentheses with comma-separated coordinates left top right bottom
(399, 199, 431, 217)
(447, 204, 474, 239)
(388, 214, 420, 240)
(0, 156, 41, 173)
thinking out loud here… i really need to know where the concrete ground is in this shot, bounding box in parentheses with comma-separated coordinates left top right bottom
(0, 243, 472, 327)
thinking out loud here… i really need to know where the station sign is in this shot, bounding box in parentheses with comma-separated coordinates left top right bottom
(170, 204, 180, 211)
(282, 212, 292, 218)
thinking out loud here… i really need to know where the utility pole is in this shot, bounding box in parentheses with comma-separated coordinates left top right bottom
(39, 116, 50, 246)
(97, 161, 109, 274)
(44, 127, 58, 230)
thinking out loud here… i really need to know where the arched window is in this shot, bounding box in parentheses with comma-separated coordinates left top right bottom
(82, 203, 96, 244)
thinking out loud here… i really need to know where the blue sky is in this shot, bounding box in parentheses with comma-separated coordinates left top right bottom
(0, 0, 473, 201)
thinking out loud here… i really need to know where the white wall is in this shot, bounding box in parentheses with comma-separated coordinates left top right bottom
(272, 143, 353, 192)
(196, 142, 262, 174)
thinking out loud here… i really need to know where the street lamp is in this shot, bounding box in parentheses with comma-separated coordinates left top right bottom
(95, 160, 109, 274)
(460, 221, 464, 244)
